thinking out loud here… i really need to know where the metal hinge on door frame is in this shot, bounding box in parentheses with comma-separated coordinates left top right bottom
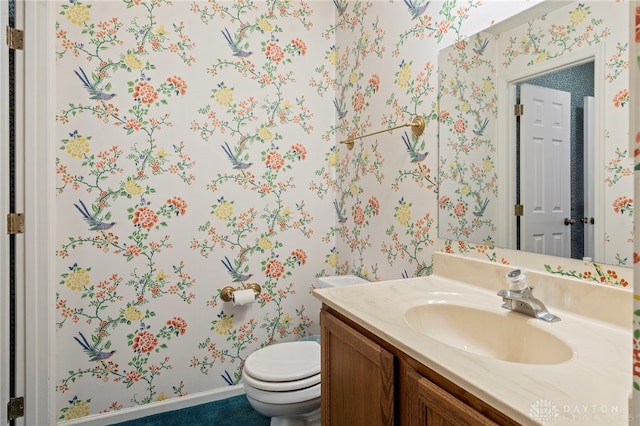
(7, 396, 24, 421)
(6, 26, 24, 50)
(514, 204, 524, 216)
(514, 104, 524, 116)
(7, 213, 24, 234)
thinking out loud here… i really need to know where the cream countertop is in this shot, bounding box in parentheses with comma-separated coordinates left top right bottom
(313, 252, 631, 425)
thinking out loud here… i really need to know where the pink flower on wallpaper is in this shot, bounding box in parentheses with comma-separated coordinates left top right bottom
(368, 197, 380, 215)
(290, 38, 307, 55)
(167, 196, 188, 215)
(353, 92, 365, 112)
(453, 202, 466, 217)
(453, 118, 466, 134)
(132, 82, 159, 104)
(291, 248, 307, 265)
(132, 330, 158, 353)
(133, 206, 159, 228)
(166, 316, 188, 335)
(265, 150, 285, 170)
(125, 370, 142, 382)
(612, 196, 633, 214)
(166, 76, 188, 96)
(124, 118, 141, 131)
(353, 205, 365, 226)
(368, 74, 380, 92)
(265, 42, 285, 62)
(291, 144, 307, 160)
(264, 258, 285, 278)
(613, 89, 629, 107)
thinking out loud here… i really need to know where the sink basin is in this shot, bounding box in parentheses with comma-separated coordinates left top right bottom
(404, 303, 573, 365)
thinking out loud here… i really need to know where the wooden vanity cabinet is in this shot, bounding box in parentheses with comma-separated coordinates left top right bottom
(320, 307, 395, 425)
(320, 307, 518, 426)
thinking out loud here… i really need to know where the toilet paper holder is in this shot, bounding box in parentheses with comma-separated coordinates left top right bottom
(220, 283, 262, 302)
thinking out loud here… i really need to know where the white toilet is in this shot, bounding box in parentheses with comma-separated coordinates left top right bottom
(242, 275, 368, 426)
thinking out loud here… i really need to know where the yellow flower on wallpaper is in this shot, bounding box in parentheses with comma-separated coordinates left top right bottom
(156, 147, 168, 158)
(155, 393, 167, 401)
(397, 63, 412, 88)
(65, 4, 90, 26)
(327, 151, 338, 167)
(258, 237, 273, 250)
(327, 47, 338, 66)
(156, 25, 168, 35)
(482, 158, 493, 173)
(156, 270, 169, 280)
(66, 269, 90, 292)
(349, 182, 359, 196)
(214, 87, 234, 107)
(535, 51, 548, 63)
(569, 7, 587, 26)
(124, 306, 143, 321)
(258, 126, 273, 141)
(124, 179, 143, 196)
(482, 78, 493, 93)
(327, 252, 338, 268)
(124, 54, 143, 70)
(66, 136, 90, 159)
(215, 201, 233, 221)
(349, 71, 359, 84)
(460, 101, 470, 113)
(396, 203, 411, 226)
(65, 400, 90, 420)
(282, 206, 292, 216)
(258, 17, 273, 32)
(460, 184, 470, 196)
(214, 315, 233, 335)
(282, 314, 292, 323)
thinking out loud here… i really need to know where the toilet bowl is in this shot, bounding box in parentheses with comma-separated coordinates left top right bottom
(242, 275, 368, 426)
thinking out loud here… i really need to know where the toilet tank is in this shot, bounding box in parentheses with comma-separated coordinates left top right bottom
(317, 275, 368, 288)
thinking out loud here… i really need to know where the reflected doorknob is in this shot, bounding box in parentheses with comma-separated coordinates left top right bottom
(564, 218, 576, 225)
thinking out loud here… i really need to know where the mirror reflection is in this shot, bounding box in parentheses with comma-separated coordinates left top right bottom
(438, 1, 632, 266)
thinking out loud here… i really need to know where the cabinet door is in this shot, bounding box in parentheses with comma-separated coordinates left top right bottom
(320, 310, 394, 426)
(404, 366, 498, 426)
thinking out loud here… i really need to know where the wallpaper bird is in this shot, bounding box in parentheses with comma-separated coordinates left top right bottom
(73, 332, 116, 362)
(221, 256, 253, 282)
(221, 142, 252, 169)
(73, 200, 116, 231)
(221, 27, 252, 57)
(73, 67, 116, 101)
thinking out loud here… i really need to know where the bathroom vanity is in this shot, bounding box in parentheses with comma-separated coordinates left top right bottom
(313, 253, 631, 425)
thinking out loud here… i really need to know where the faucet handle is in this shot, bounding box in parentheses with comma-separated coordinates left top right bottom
(505, 269, 528, 291)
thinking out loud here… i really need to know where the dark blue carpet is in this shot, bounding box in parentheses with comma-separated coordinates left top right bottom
(112, 394, 270, 426)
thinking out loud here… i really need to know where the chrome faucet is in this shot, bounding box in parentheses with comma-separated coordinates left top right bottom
(497, 269, 561, 322)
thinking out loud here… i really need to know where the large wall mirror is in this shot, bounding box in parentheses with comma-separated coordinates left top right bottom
(438, 1, 632, 266)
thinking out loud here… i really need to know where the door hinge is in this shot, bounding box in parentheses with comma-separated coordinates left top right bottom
(514, 204, 524, 216)
(6, 26, 24, 50)
(514, 104, 524, 116)
(7, 213, 24, 234)
(7, 396, 24, 421)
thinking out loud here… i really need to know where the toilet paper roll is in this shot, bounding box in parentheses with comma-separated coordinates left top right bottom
(232, 289, 256, 306)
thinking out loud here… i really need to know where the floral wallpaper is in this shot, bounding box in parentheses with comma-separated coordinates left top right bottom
(49, 0, 633, 423)
(439, 1, 633, 268)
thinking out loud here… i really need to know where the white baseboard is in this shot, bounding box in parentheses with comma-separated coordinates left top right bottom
(57, 385, 245, 426)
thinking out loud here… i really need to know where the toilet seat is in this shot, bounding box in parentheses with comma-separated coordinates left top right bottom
(244, 341, 320, 382)
(244, 370, 320, 392)
(245, 382, 321, 405)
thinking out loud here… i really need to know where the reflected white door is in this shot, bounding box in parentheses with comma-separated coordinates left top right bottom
(520, 83, 571, 257)
(583, 96, 595, 258)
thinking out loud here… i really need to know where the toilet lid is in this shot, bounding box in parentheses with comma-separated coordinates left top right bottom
(244, 341, 320, 382)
